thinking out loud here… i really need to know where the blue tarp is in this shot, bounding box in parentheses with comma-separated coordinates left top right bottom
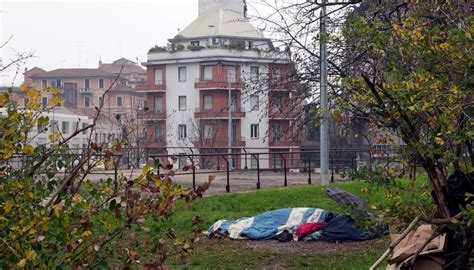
(207, 208, 332, 240)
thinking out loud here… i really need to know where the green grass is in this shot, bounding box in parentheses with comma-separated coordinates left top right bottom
(157, 181, 395, 269)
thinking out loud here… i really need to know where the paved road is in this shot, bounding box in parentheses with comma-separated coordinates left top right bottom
(86, 168, 348, 195)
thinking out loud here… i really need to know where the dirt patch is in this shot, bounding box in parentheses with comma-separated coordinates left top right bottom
(245, 238, 388, 256)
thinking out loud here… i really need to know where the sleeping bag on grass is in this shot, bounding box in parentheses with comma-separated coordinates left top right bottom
(206, 208, 333, 240)
(320, 215, 388, 242)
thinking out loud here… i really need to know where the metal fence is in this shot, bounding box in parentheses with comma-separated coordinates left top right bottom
(2, 147, 399, 194)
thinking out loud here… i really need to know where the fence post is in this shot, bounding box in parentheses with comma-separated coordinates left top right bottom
(331, 156, 334, 183)
(308, 159, 312, 185)
(224, 155, 230, 193)
(188, 155, 196, 191)
(281, 153, 287, 187)
(256, 154, 261, 189)
(243, 148, 248, 170)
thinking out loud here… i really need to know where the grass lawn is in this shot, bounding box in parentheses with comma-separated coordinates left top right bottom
(156, 181, 396, 269)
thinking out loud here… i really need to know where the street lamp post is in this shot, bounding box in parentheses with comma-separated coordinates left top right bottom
(316, 0, 361, 184)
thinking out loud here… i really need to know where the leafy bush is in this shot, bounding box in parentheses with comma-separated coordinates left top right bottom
(0, 86, 211, 268)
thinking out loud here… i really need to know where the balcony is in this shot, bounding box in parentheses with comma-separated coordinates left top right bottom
(136, 82, 166, 92)
(194, 137, 246, 148)
(138, 110, 167, 120)
(142, 140, 166, 148)
(194, 107, 246, 119)
(268, 79, 297, 92)
(194, 78, 244, 90)
(231, 136, 246, 147)
(79, 88, 93, 95)
(269, 109, 299, 119)
(269, 140, 299, 147)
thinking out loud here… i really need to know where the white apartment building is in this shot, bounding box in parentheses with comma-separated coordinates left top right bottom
(0, 107, 92, 150)
(138, 0, 301, 169)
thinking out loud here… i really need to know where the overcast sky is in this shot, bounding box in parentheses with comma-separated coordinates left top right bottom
(0, 0, 201, 86)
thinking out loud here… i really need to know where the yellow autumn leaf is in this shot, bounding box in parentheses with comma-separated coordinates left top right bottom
(26, 250, 37, 261)
(20, 83, 27, 91)
(3, 200, 13, 213)
(81, 230, 93, 239)
(435, 137, 445, 145)
(17, 258, 27, 268)
(23, 145, 35, 155)
(408, 105, 415, 111)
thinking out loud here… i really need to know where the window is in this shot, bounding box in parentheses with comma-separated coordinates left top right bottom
(178, 96, 186, 111)
(273, 67, 282, 83)
(98, 96, 104, 107)
(229, 94, 238, 112)
(191, 40, 200, 47)
(38, 123, 46, 133)
(154, 97, 163, 113)
(203, 65, 212, 81)
(50, 81, 56, 88)
(228, 66, 237, 83)
(247, 41, 254, 49)
(154, 125, 162, 141)
(272, 94, 283, 113)
(85, 79, 90, 89)
(178, 124, 187, 140)
(251, 124, 259, 139)
(203, 95, 212, 110)
(42, 80, 47, 87)
(99, 78, 104, 89)
(41, 97, 48, 108)
(178, 67, 186, 82)
(84, 96, 90, 107)
(62, 121, 69, 134)
(56, 79, 62, 88)
(231, 122, 237, 142)
(272, 124, 282, 142)
(250, 66, 259, 80)
(154, 69, 163, 85)
(117, 96, 123, 107)
(82, 123, 88, 135)
(212, 38, 219, 45)
(250, 95, 259, 111)
(203, 124, 212, 139)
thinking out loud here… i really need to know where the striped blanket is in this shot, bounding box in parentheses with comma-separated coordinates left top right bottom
(206, 208, 331, 240)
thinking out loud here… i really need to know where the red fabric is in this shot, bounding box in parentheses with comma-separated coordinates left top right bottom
(295, 222, 327, 240)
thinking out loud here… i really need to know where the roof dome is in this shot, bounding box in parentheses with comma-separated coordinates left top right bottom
(180, 9, 263, 39)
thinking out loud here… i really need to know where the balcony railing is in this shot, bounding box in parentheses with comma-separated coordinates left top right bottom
(269, 139, 299, 147)
(268, 78, 297, 91)
(194, 78, 244, 90)
(79, 88, 93, 94)
(194, 107, 246, 119)
(142, 140, 166, 148)
(194, 136, 246, 148)
(138, 110, 167, 120)
(136, 82, 166, 91)
(269, 108, 299, 119)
